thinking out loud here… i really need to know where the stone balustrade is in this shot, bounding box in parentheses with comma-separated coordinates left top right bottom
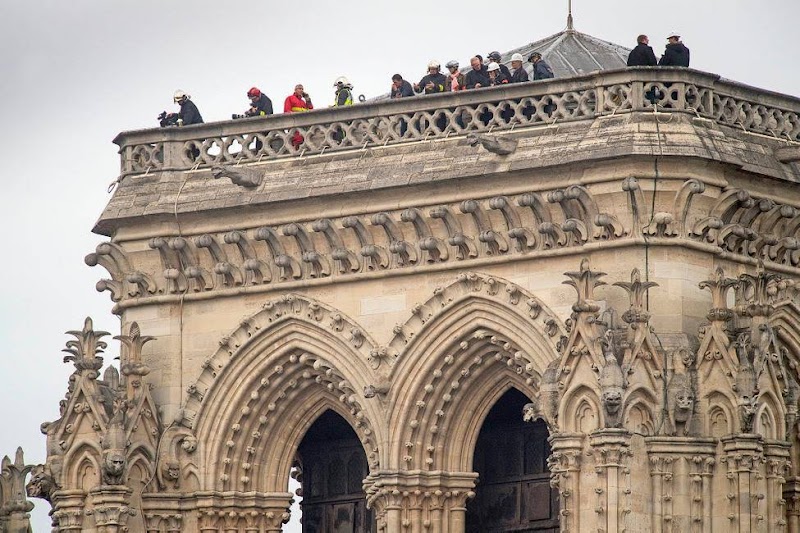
(114, 68, 800, 176)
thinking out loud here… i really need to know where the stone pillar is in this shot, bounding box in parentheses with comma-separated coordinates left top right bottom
(87, 486, 135, 533)
(720, 434, 765, 532)
(644, 437, 716, 533)
(0, 500, 34, 533)
(764, 440, 791, 532)
(785, 478, 800, 533)
(364, 471, 477, 533)
(547, 433, 584, 533)
(51, 489, 87, 532)
(588, 429, 632, 533)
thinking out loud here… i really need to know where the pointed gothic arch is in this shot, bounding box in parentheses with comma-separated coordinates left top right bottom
(561, 385, 601, 433)
(386, 274, 565, 471)
(186, 295, 385, 493)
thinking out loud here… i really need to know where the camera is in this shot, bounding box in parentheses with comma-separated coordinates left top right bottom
(158, 111, 180, 127)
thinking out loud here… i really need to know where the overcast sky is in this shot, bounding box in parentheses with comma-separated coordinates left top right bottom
(1, 1, 798, 530)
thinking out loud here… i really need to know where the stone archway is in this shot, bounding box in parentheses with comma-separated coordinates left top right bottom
(466, 389, 558, 533)
(296, 410, 377, 533)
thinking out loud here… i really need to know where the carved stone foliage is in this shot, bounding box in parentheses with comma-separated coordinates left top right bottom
(91, 175, 800, 309)
(1, 447, 35, 532)
(38, 319, 162, 530)
(693, 264, 798, 438)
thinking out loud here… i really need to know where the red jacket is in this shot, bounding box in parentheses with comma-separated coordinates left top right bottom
(284, 94, 313, 113)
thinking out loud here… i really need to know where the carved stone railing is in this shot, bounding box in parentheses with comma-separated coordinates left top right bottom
(114, 68, 800, 176)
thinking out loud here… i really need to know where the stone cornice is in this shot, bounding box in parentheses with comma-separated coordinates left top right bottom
(88, 178, 800, 310)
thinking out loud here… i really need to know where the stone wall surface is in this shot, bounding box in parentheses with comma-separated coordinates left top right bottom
(19, 68, 800, 532)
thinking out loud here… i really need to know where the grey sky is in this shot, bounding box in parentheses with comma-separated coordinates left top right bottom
(1, 0, 798, 530)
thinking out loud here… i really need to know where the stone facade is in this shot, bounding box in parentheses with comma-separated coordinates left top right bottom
(15, 66, 800, 532)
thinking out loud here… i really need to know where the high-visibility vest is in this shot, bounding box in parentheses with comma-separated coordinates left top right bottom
(334, 88, 353, 106)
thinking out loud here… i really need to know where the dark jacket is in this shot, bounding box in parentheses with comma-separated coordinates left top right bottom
(465, 66, 491, 89)
(178, 99, 203, 125)
(489, 72, 509, 86)
(532, 60, 554, 80)
(391, 79, 414, 98)
(498, 63, 512, 80)
(627, 43, 658, 67)
(246, 94, 274, 116)
(658, 42, 690, 67)
(509, 67, 530, 83)
(417, 72, 448, 94)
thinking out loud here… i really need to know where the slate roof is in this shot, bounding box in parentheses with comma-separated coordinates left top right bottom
(495, 27, 631, 79)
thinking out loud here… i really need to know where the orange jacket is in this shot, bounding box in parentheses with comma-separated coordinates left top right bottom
(284, 94, 313, 113)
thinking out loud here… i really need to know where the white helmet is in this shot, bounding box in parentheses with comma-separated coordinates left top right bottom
(511, 53, 524, 62)
(173, 90, 188, 103)
(487, 62, 500, 72)
(667, 31, 680, 39)
(427, 60, 440, 70)
(333, 76, 351, 87)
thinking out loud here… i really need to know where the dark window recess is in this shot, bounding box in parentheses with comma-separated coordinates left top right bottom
(297, 410, 377, 533)
(466, 389, 559, 533)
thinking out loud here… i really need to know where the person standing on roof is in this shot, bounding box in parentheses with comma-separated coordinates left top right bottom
(487, 62, 509, 86)
(284, 84, 313, 113)
(658, 32, 690, 67)
(245, 87, 274, 116)
(284, 84, 313, 148)
(333, 77, 354, 106)
(414, 61, 447, 94)
(465, 57, 491, 89)
(169, 90, 203, 125)
(487, 51, 512, 80)
(444, 60, 465, 91)
(529, 52, 555, 80)
(627, 35, 658, 66)
(390, 74, 415, 98)
(509, 53, 529, 83)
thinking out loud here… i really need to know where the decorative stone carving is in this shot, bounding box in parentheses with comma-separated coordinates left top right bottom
(1, 447, 35, 533)
(465, 132, 518, 155)
(664, 350, 696, 437)
(211, 164, 263, 188)
(598, 331, 627, 429)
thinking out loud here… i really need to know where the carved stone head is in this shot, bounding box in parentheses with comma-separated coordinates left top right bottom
(602, 389, 623, 414)
(102, 450, 126, 484)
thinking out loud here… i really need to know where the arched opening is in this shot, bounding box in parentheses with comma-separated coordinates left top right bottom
(466, 389, 558, 532)
(295, 410, 376, 533)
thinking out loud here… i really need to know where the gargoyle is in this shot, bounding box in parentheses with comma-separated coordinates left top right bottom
(599, 330, 626, 429)
(211, 165, 263, 188)
(466, 133, 518, 155)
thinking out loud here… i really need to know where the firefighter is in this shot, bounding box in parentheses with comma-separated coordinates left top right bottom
(245, 87, 273, 116)
(333, 77, 354, 106)
(284, 84, 313, 148)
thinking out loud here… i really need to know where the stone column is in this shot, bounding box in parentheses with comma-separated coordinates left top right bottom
(364, 471, 477, 533)
(50, 489, 87, 532)
(764, 440, 791, 532)
(87, 486, 135, 533)
(588, 429, 632, 533)
(644, 437, 716, 533)
(785, 478, 800, 533)
(547, 433, 584, 533)
(720, 434, 765, 532)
